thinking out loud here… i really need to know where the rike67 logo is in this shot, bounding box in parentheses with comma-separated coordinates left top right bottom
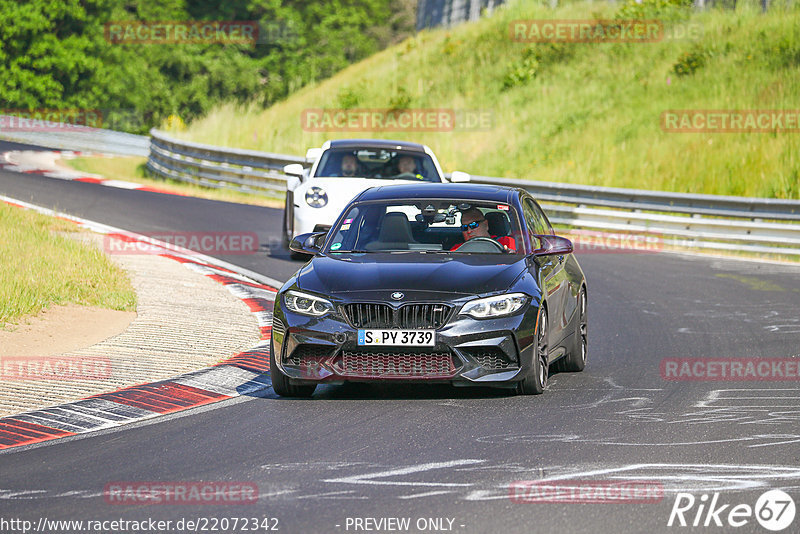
(668, 490, 795, 531)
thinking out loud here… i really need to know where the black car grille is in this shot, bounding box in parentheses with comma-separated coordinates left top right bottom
(462, 347, 519, 371)
(333, 349, 456, 378)
(343, 303, 452, 329)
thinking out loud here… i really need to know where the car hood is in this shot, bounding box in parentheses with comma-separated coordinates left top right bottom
(296, 253, 526, 298)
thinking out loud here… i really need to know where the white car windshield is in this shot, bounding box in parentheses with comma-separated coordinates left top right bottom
(314, 148, 440, 182)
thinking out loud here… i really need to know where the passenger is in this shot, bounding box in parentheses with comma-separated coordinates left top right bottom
(450, 208, 516, 251)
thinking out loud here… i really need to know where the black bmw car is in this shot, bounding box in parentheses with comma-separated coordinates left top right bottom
(270, 183, 587, 397)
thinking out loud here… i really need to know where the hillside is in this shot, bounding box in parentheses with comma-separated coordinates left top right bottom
(177, 0, 800, 198)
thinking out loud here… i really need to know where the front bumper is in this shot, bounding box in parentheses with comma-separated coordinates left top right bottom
(292, 202, 347, 238)
(271, 297, 539, 387)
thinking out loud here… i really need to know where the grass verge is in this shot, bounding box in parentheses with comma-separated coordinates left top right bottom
(0, 203, 137, 328)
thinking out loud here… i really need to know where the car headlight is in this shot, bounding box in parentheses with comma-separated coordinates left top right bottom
(284, 290, 334, 317)
(460, 293, 527, 319)
(305, 187, 328, 208)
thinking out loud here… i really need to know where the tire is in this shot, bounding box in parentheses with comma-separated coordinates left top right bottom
(283, 199, 308, 261)
(559, 287, 587, 372)
(282, 197, 291, 247)
(270, 340, 316, 398)
(517, 307, 548, 395)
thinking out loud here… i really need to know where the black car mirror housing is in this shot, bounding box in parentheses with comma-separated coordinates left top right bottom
(289, 231, 327, 255)
(532, 234, 574, 256)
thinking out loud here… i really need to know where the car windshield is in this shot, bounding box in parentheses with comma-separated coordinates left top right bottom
(313, 148, 440, 182)
(325, 200, 525, 255)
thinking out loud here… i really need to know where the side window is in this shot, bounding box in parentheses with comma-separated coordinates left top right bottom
(523, 198, 546, 236)
(526, 198, 554, 235)
(536, 203, 554, 235)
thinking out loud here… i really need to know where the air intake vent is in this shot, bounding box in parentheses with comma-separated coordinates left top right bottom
(333, 349, 456, 378)
(271, 318, 285, 338)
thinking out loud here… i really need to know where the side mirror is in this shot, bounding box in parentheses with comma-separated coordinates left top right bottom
(289, 231, 326, 255)
(284, 163, 304, 177)
(305, 148, 323, 163)
(449, 171, 471, 183)
(532, 234, 573, 256)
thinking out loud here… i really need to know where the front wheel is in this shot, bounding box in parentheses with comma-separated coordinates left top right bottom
(518, 307, 548, 395)
(284, 213, 308, 261)
(282, 200, 290, 247)
(270, 340, 316, 398)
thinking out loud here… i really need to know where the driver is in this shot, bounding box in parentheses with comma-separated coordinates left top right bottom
(340, 154, 359, 177)
(450, 208, 516, 252)
(396, 155, 424, 180)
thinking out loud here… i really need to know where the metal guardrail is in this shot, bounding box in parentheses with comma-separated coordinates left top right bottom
(147, 130, 800, 256)
(0, 115, 150, 156)
(147, 129, 303, 195)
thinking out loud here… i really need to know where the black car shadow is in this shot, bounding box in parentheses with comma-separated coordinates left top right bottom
(282, 381, 517, 400)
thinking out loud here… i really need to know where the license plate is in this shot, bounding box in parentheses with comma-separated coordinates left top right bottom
(357, 329, 435, 346)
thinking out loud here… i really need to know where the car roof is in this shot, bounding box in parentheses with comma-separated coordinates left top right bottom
(355, 183, 520, 203)
(328, 139, 427, 153)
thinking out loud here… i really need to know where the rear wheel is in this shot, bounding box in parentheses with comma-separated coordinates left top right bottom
(518, 307, 548, 395)
(270, 340, 316, 398)
(559, 288, 587, 372)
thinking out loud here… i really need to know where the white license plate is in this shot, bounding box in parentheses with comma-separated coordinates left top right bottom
(357, 329, 435, 346)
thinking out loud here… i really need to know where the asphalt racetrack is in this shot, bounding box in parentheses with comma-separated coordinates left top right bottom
(2, 141, 799, 533)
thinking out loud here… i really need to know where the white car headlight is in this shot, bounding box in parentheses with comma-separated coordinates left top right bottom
(305, 187, 328, 208)
(461, 293, 527, 319)
(284, 290, 334, 317)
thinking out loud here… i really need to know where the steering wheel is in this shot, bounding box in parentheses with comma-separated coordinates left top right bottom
(456, 237, 505, 253)
(395, 172, 419, 180)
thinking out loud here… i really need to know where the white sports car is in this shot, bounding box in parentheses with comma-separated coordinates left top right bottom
(282, 139, 470, 258)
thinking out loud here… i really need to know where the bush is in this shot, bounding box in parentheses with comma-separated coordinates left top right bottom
(673, 47, 707, 76)
(502, 56, 539, 90)
(337, 86, 364, 109)
(388, 86, 412, 110)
